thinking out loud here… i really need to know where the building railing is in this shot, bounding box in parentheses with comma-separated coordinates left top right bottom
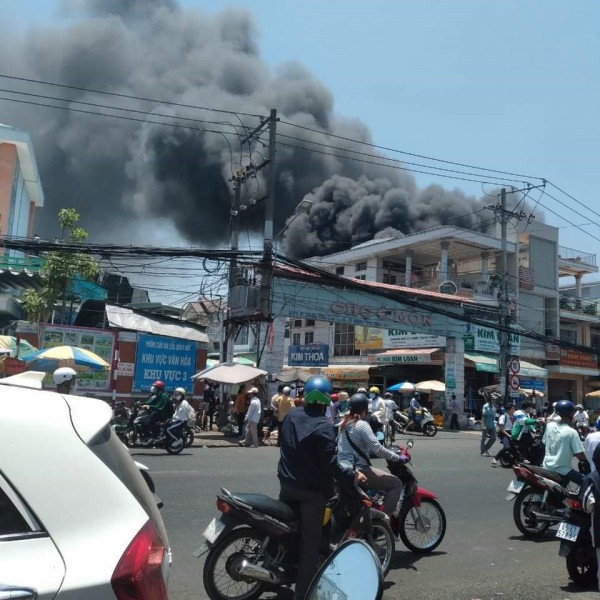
(0, 254, 45, 272)
(558, 245, 597, 267)
(559, 293, 599, 316)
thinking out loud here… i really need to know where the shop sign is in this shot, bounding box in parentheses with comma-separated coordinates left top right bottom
(356, 327, 446, 350)
(288, 343, 329, 367)
(445, 362, 456, 390)
(466, 325, 520, 355)
(376, 352, 433, 364)
(520, 379, 545, 391)
(560, 349, 598, 369)
(115, 362, 135, 377)
(133, 334, 197, 392)
(41, 324, 115, 391)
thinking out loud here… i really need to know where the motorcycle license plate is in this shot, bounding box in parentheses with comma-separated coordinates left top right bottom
(556, 521, 580, 542)
(505, 480, 524, 500)
(203, 518, 225, 543)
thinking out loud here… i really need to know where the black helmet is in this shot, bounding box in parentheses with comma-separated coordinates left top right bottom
(349, 393, 369, 415)
(555, 399, 575, 417)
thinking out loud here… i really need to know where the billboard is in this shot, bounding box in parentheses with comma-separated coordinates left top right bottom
(355, 327, 445, 350)
(464, 324, 520, 355)
(41, 324, 115, 391)
(133, 334, 197, 392)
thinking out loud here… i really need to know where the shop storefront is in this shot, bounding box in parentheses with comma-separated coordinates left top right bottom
(547, 348, 600, 405)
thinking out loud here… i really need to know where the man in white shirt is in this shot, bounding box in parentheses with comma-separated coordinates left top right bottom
(585, 418, 600, 473)
(574, 404, 590, 437)
(240, 387, 262, 448)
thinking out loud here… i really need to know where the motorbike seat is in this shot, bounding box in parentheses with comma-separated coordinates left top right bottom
(517, 463, 565, 484)
(231, 493, 297, 522)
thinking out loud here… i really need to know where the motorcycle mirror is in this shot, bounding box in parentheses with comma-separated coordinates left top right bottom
(376, 431, 385, 442)
(305, 539, 383, 600)
(406, 439, 415, 449)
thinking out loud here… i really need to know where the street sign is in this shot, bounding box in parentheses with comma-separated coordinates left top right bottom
(509, 374, 520, 391)
(509, 358, 521, 374)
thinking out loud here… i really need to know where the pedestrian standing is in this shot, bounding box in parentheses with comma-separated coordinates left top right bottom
(240, 387, 261, 448)
(480, 398, 497, 456)
(449, 393, 461, 431)
(264, 385, 283, 443)
(233, 384, 247, 437)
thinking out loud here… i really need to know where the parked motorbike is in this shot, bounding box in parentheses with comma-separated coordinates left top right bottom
(195, 480, 395, 600)
(394, 408, 438, 437)
(556, 495, 597, 588)
(367, 439, 446, 553)
(505, 462, 581, 537)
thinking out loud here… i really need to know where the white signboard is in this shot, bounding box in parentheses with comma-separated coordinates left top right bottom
(471, 324, 520, 355)
(385, 329, 446, 349)
(115, 362, 134, 377)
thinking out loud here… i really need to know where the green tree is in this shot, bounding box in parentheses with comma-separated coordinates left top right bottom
(22, 208, 99, 323)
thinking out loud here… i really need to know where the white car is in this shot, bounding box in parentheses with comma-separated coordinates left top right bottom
(0, 371, 171, 599)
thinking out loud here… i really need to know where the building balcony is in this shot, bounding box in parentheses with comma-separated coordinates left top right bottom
(0, 254, 45, 273)
(558, 245, 598, 276)
(559, 293, 599, 321)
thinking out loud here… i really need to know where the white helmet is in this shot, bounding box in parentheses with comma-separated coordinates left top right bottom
(282, 386, 291, 395)
(174, 387, 186, 396)
(53, 367, 77, 386)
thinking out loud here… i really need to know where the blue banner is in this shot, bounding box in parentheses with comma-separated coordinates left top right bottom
(519, 379, 546, 391)
(288, 343, 329, 367)
(133, 334, 197, 392)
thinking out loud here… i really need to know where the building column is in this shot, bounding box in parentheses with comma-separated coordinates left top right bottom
(575, 274, 583, 299)
(481, 251, 489, 284)
(440, 241, 450, 281)
(444, 336, 465, 417)
(260, 316, 287, 398)
(404, 250, 414, 287)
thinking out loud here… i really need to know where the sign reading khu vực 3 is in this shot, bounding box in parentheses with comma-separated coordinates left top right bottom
(288, 343, 329, 367)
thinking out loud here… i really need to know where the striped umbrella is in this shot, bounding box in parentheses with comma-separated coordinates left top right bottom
(23, 345, 111, 373)
(0, 336, 38, 359)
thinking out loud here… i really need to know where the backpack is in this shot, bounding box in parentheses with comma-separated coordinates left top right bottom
(187, 406, 197, 428)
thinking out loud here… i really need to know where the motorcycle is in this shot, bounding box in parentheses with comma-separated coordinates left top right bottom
(505, 462, 581, 537)
(367, 439, 446, 553)
(556, 495, 597, 588)
(394, 408, 438, 437)
(496, 428, 545, 469)
(125, 402, 186, 454)
(195, 480, 395, 600)
(111, 400, 130, 443)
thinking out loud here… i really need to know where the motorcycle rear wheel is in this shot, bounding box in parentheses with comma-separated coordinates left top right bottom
(184, 427, 195, 447)
(423, 422, 438, 437)
(203, 527, 268, 600)
(566, 539, 598, 588)
(399, 498, 446, 553)
(125, 430, 137, 448)
(166, 437, 185, 454)
(357, 518, 395, 576)
(513, 487, 550, 537)
(499, 452, 515, 468)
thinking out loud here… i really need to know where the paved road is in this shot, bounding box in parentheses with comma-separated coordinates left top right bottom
(131, 431, 598, 600)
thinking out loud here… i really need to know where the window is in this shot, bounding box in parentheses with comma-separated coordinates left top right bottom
(333, 323, 360, 357)
(336, 266, 345, 275)
(355, 262, 367, 272)
(0, 486, 30, 537)
(304, 331, 314, 344)
(237, 325, 249, 346)
(383, 273, 397, 285)
(560, 326, 577, 345)
(305, 319, 315, 327)
(355, 275, 366, 281)
(293, 319, 303, 327)
(292, 333, 301, 345)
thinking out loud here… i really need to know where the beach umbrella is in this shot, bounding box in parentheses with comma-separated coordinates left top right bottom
(0, 336, 38, 359)
(193, 362, 267, 386)
(586, 390, 600, 398)
(415, 380, 446, 393)
(387, 381, 415, 393)
(23, 345, 111, 372)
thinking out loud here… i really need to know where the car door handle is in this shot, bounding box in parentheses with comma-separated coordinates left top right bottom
(0, 585, 37, 599)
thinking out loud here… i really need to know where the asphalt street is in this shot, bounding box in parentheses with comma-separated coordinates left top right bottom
(130, 431, 599, 600)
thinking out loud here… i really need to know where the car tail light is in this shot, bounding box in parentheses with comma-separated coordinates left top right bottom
(564, 498, 583, 510)
(216, 497, 231, 513)
(111, 520, 168, 600)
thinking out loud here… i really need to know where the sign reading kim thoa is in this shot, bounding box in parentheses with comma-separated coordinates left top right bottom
(288, 343, 329, 367)
(133, 334, 197, 392)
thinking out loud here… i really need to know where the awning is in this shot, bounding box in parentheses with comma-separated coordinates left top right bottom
(281, 365, 371, 381)
(374, 348, 442, 365)
(465, 353, 498, 373)
(519, 360, 547, 378)
(105, 304, 208, 344)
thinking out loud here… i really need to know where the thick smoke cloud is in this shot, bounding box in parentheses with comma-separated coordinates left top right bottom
(1, 0, 497, 256)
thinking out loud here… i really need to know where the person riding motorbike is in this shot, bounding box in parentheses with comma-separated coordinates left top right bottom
(404, 392, 422, 433)
(156, 387, 190, 443)
(277, 375, 366, 600)
(53, 367, 78, 394)
(142, 380, 170, 441)
(337, 392, 406, 532)
(542, 399, 588, 484)
(584, 417, 600, 474)
(573, 403, 590, 437)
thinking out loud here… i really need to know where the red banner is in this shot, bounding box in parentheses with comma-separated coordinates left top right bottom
(560, 349, 598, 369)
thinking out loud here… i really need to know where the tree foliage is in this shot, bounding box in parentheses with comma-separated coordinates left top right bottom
(22, 209, 99, 323)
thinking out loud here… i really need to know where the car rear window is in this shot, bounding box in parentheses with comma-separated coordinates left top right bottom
(88, 426, 169, 546)
(0, 486, 29, 536)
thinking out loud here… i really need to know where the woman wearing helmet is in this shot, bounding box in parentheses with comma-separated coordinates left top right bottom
(542, 400, 588, 484)
(158, 387, 190, 443)
(277, 376, 366, 600)
(337, 392, 407, 522)
(53, 367, 78, 394)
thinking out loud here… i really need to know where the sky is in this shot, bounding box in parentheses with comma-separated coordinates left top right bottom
(3, 0, 600, 299)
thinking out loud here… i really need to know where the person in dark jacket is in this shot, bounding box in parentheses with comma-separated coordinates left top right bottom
(142, 380, 170, 440)
(278, 375, 366, 600)
(580, 443, 600, 591)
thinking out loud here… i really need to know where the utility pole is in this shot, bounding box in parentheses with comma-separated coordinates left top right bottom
(224, 178, 241, 366)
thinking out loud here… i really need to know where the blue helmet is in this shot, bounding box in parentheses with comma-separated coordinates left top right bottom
(303, 376, 332, 406)
(555, 400, 575, 417)
(594, 417, 600, 431)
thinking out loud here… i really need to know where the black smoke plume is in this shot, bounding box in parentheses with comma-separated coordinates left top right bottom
(0, 0, 500, 257)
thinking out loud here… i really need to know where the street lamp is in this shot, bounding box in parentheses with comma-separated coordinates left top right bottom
(274, 198, 313, 245)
